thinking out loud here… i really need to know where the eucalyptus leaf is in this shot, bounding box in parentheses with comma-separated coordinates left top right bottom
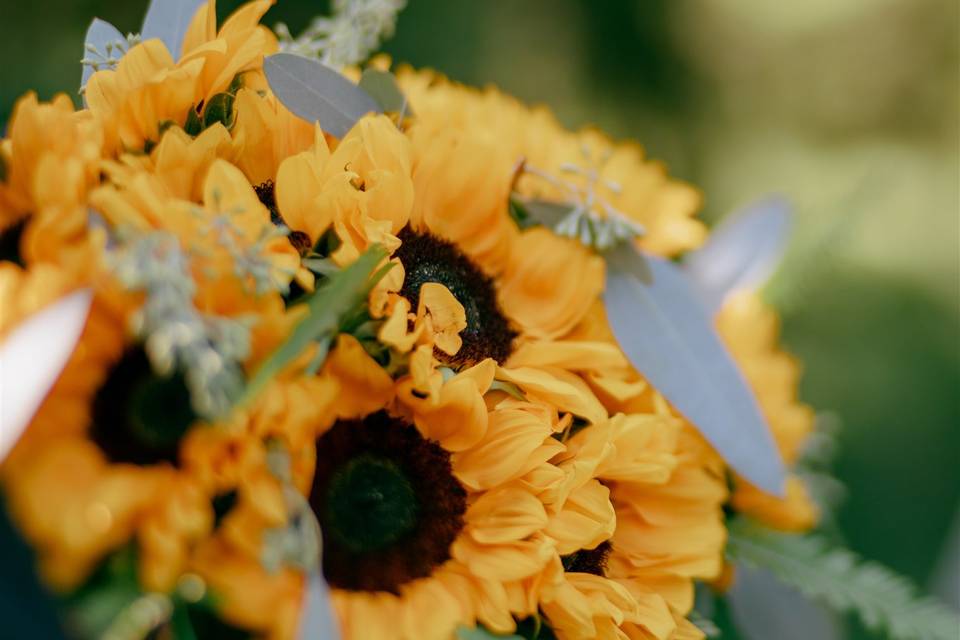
(358, 68, 411, 114)
(684, 196, 792, 314)
(264, 53, 381, 138)
(242, 245, 390, 404)
(141, 0, 206, 61)
(298, 574, 340, 640)
(728, 564, 842, 640)
(604, 242, 652, 285)
(604, 250, 785, 495)
(517, 198, 574, 229)
(80, 18, 124, 91)
(0, 289, 92, 462)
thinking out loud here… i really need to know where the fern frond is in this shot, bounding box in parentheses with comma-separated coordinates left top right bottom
(727, 518, 960, 640)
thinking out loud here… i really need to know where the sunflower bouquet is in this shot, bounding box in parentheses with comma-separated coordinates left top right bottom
(0, 2, 955, 640)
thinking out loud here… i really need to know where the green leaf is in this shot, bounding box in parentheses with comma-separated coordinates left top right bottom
(727, 518, 960, 640)
(604, 252, 785, 495)
(358, 68, 411, 115)
(170, 600, 200, 640)
(264, 53, 381, 138)
(61, 546, 142, 639)
(202, 92, 236, 129)
(184, 105, 203, 136)
(241, 245, 391, 404)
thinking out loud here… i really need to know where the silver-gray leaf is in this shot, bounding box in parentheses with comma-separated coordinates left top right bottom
(264, 53, 381, 138)
(684, 196, 792, 314)
(141, 0, 206, 61)
(298, 573, 340, 640)
(604, 249, 786, 495)
(729, 565, 842, 640)
(80, 18, 125, 91)
(358, 68, 411, 115)
(520, 198, 574, 229)
(604, 242, 652, 284)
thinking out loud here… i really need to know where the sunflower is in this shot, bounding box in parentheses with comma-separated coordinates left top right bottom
(717, 291, 818, 532)
(528, 302, 729, 640)
(0, 92, 104, 269)
(0, 279, 213, 592)
(176, 336, 577, 640)
(84, 0, 277, 155)
(396, 67, 706, 257)
(1, 134, 301, 595)
(315, 361, 573, 640)
(91, 155, 302, 305)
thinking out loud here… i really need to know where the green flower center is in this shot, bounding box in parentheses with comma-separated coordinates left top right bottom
(324, 455, 419, 553)
(395, 227, 516, 367)
(90, 347, 197, 466)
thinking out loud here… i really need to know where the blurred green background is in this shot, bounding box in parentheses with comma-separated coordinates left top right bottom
(2, 1, 957, 637)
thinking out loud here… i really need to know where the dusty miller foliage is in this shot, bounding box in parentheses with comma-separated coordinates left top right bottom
(727, 518, 960, 640)
(276, 0, 406, 68)
(106, 229, 252, 419)
(200, 202, 294, 297)
(262, 441, 323, 573)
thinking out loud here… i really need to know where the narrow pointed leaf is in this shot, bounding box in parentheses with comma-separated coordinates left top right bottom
(728, 565, 842, 640)
(242, 245, 389, 404)
(518, 198, 574, 229)
(265, 53, 381, 138)
(727, 518, 960, 640)
(0, 289, 93, 461)
(605, 242, 652, 284)
(298, 573, 339, 640)
(358, 69, 410, 114)
(141, 0, 207, 61)
(80, 18, 125, 91)
(684, 196, 792, 313)
(604, 250, 785, 494)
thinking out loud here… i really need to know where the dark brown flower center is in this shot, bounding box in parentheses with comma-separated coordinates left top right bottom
(254, 180, 312, 256)
(395, 227, 516, 367)
(90, 346, 197, 466)
(309, 411, 467, 593)
(0, 218, 26, 266)
(562, 540, 612, 576)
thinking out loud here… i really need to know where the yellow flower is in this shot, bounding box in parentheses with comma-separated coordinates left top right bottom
(0, 93, 105, 268)
(85, 0, 277, 154)
(231, 87, 315, 187)
(182, 397, 316, 640)
(397, 67, 705, 257)
(220, 344, 580, 639)
(91, 156, 301, 303)
(0, 287, 212, 592)
(275, 114, 413, 257)
(717, 292, 818, 532)
(535, 302, 728, 639)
